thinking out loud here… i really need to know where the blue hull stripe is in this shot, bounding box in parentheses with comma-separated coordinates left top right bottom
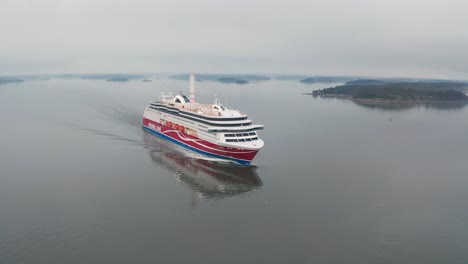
(142, 125, 251, 165)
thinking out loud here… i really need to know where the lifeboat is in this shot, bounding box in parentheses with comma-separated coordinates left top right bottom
(179, 125, 185, 132)
(173, 124, 179, 130)
(166, 121, 172, 127)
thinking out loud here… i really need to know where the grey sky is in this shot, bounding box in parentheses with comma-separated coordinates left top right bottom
(1, 0, 467, 78)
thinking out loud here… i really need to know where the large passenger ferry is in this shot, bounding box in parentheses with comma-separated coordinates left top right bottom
(142, 75, 264, 165)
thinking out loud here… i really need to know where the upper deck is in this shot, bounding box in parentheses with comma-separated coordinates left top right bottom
(155, 92, 247, 119)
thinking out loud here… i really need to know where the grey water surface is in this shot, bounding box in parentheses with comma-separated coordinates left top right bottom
(1, 78, 468, 263)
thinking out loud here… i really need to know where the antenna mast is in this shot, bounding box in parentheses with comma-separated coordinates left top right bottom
(189, 74, 195, 103)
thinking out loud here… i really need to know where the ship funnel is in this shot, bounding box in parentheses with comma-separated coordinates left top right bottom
(189, 74, 195, 103)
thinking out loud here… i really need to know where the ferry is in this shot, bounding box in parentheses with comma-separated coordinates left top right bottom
(142, 75, 264, 165)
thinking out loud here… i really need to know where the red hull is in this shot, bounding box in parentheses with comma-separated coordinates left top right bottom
(143, 118, 259, 164)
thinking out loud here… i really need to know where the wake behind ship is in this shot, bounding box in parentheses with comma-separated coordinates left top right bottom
(142, 75, 264, 165)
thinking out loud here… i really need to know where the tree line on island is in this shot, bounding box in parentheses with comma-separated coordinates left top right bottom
(0, 76, 24, 84)
(307, 79, 468, 102)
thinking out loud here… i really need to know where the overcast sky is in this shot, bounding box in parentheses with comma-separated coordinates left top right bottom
(1, 0, 467, 78)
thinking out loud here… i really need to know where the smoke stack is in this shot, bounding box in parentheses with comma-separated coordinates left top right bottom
(189, 74, 195, 103)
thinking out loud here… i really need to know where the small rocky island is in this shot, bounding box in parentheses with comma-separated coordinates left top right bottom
(169, 74, 269, 83)
(217, 77, 249, 84)
(107, 77, 129, 82)
(307, 80, 468, 102)
(300, 76, 357, 83)
(0, 76, 24, 85)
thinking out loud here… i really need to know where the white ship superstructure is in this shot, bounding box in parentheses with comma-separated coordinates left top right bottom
(142, 75, 264, 164)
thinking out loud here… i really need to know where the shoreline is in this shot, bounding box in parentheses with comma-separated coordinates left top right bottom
(302, 93, 468, 103)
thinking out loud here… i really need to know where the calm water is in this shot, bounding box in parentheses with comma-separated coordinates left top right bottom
(1, 78, 468, 263)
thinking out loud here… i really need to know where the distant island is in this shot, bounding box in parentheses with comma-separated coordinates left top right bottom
(273, 75, 310, 81)
(170, 74, 269, 82)
(300, 76, 358, 84)
(307, 80, 468, 102)
(142, 79, 152, 82)
(217, 77, 249, 84)
(77, 74, 147, 81)
(107, 77, 129, 82)
(0, 76, 24, 85)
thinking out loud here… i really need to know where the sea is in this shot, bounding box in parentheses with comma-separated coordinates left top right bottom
(1, 77, 468, 263)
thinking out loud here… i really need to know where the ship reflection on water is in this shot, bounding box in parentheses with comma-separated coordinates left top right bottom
(143, 132, 263, 199)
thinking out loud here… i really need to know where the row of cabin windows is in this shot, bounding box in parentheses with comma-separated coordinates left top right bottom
(226, 137, 259, 143)
(225, 132, 256, 137)
(165, 115, 195, 125)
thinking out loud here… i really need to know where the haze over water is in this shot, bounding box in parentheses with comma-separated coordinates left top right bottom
(1, 78, 468, 263)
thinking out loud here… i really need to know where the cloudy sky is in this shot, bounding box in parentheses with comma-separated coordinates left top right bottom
(1, 0, 467, 78)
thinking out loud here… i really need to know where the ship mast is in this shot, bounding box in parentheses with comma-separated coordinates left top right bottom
(189, 74, 195, 103)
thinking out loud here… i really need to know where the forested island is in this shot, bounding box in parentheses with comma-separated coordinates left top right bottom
(299, 76, 357, 83)
(0, 76, 24, 85)
(170, 74, 269, 82)
(81, 74, 144, 80)
(107, 77, 129, 82)
(217, 77, 249, 84)
(307, 80, 468, 102)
